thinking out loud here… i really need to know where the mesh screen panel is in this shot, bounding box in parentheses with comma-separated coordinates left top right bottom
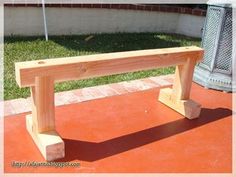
(201, 7, 221, 68)
(214, 9, 232, 73)
(194, 5, 233, 92)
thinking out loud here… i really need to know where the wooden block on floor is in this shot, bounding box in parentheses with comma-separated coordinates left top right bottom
(158, 88, 201, 119)
(26, 114, 65, 161)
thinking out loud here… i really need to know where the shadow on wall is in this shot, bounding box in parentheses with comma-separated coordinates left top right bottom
(56, 107, 232, 162)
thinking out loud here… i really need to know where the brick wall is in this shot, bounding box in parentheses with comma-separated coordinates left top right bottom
(4, 4, 207, 16)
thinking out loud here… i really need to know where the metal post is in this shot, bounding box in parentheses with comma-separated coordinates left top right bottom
(42, 0, 48, 41)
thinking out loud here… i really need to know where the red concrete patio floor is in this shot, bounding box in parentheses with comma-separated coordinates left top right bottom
(4, 83, 232, 173)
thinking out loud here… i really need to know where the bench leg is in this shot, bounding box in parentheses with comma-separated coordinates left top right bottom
(158, 59, 201, 119)
(26, 76, 64, 161)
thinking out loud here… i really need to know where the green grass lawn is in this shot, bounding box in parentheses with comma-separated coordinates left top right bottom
(4, 33, 201, 100)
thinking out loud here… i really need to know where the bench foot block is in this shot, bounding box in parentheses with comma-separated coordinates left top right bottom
(158, 88, 201, 119)
(26, 114, 65, 161)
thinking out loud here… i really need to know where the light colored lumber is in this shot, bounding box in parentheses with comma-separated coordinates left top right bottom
(171, 58, 197, 101)
(28, 76, 61, 161)
(30, 76, 55, 132)
(14, 46, 204, 161)
(26, 114, 65, 161)
(15, 46, 203, 87)
(158, 88, 201, 119)
(158, 56, 202, 119)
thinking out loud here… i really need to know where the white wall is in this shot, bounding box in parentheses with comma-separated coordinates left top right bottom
(176, 14, 205, 38)
(4, 7, 205, 38)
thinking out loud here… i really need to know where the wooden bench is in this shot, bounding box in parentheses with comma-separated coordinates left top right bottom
(15, 46, 204, 161)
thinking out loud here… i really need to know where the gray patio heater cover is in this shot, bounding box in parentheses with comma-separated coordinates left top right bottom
(193, 0, 234, 92)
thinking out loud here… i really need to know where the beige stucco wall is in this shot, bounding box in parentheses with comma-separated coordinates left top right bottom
(4, 7, 205, 38)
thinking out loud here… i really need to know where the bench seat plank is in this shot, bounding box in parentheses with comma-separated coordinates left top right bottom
(15, 46, 203, 87)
